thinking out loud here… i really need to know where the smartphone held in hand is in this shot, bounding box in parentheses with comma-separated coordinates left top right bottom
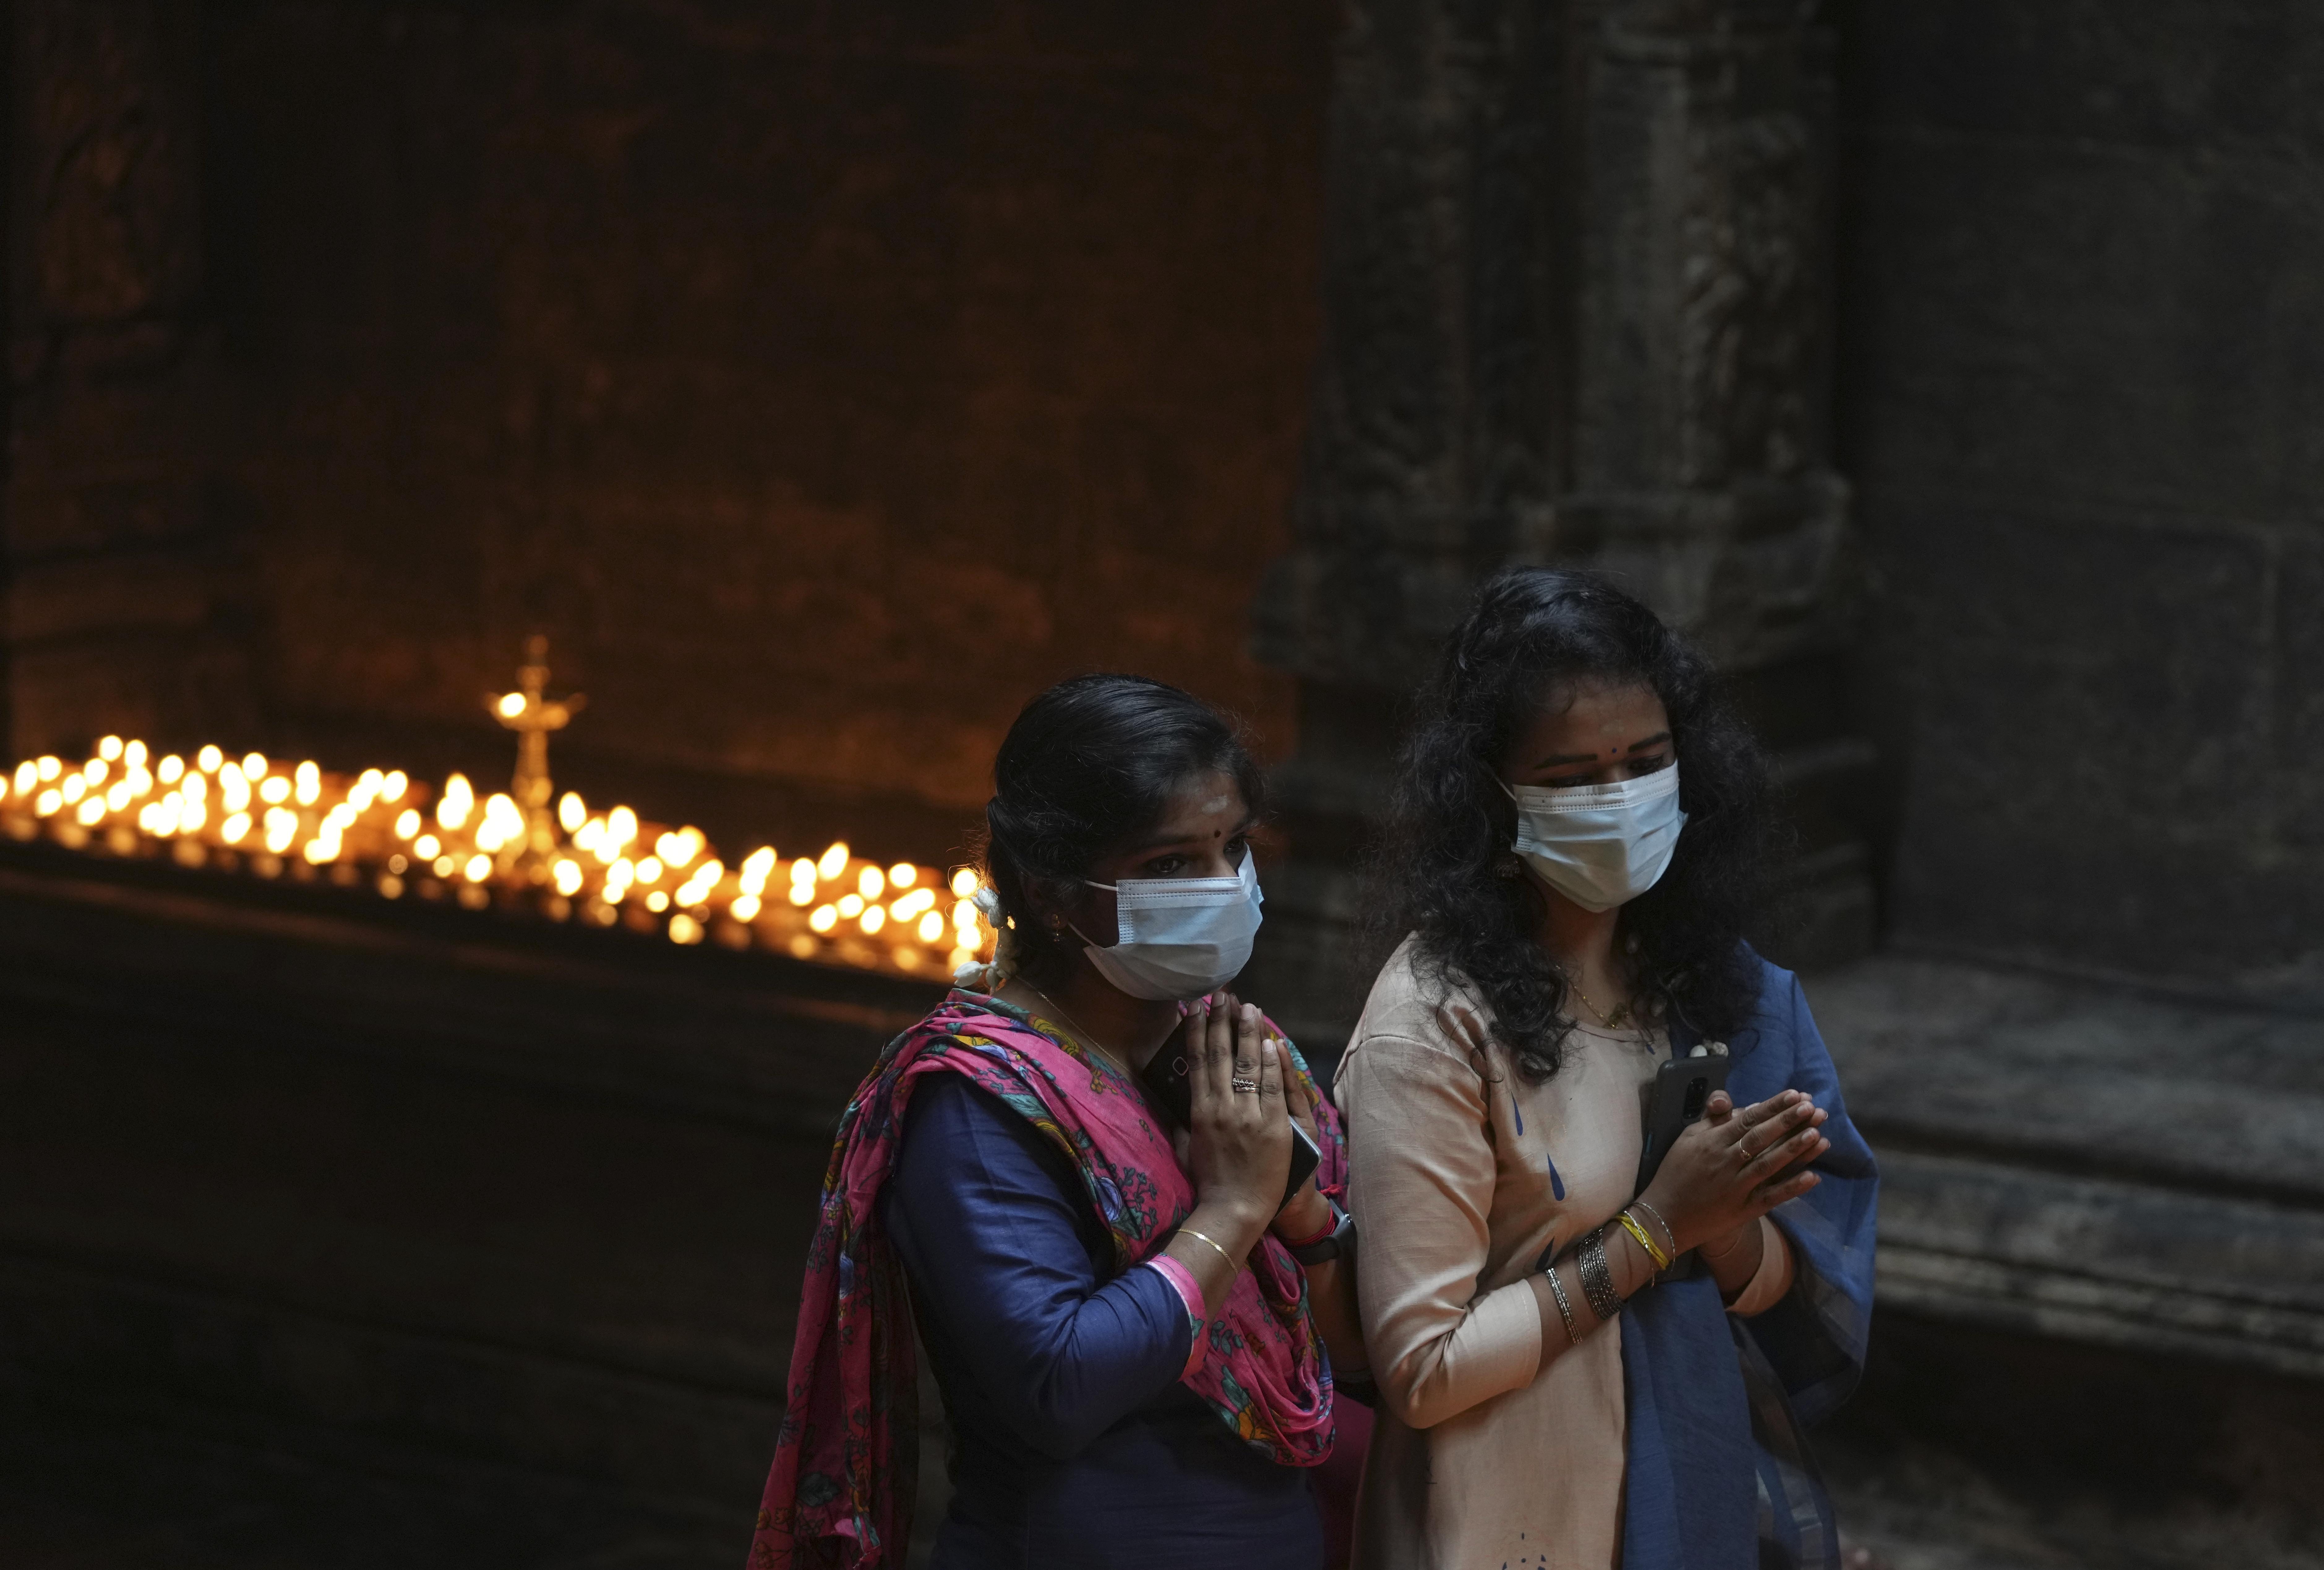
(1634, 1047, 1731, 1193)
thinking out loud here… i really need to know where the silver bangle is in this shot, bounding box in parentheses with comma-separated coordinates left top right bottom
(1543, 1257, 1581, 1345)
(1578, 1227, 1624, 1322)
(1632, 1199, 1679, 1260)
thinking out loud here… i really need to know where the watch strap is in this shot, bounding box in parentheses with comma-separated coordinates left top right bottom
(1288, 1203, 1354, 1265)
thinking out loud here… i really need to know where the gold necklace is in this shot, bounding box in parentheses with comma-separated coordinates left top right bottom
(1021, 981, 1133, 1077)
(1565, 972, 1632, 1030)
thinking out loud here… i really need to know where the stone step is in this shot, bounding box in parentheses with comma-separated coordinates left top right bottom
(1810, 954, 2324, 1373)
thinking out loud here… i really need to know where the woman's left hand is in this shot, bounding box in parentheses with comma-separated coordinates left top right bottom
(1271, 1067, 1333, 1241)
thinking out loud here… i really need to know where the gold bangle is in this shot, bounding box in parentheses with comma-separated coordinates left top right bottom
(1175, 1227, 1239, 1276)
(1617, 1209, 1673, 1272)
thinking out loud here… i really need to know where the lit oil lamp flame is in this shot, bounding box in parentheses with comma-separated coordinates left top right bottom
(0, 717, 993, 982)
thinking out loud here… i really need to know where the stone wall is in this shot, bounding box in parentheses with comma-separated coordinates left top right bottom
(1243, 0, 1879, 1050)
(1838, 0, 2324, 1001)
(7, 0, 258, 760)
(8, 1, 1339, 863)
(0, 841, 937, 1564)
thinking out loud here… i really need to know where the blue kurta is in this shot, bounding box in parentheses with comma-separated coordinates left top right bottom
(884, 1073, 1324, 1570)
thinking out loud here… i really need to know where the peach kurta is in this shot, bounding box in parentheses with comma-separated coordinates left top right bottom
(1336, 939, 1789, 1570)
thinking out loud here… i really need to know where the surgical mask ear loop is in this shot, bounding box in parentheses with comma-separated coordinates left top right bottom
(1064, 876, 1115, 953)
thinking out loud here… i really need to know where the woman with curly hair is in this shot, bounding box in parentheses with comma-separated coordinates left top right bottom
(750, 673, 1366, 1570)
(1337, 568, 1878, 1570)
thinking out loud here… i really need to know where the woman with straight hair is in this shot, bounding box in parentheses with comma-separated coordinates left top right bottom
(1337, 568, 1878, 1570)
(749, 673, 1365, 1570)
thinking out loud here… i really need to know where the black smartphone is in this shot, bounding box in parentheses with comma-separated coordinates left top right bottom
(1633, 1050, 1731, 1194)
(1140, 1043, 1321, 1204)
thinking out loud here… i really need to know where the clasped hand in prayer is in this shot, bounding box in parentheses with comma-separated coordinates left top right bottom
(1161, 989, 1349, 1319)
(1530, 1086, 1830, 1353)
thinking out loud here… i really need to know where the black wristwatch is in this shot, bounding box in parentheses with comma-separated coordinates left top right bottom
(1287, 1202, 1356, 1265)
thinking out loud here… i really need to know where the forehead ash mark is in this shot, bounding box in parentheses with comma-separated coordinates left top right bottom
(1198, 792, 1233, 815)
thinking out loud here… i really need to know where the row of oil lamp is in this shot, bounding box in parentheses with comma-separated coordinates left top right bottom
(0, 737, 994, 981)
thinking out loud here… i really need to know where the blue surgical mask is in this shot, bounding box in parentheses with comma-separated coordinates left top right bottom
(1503, 767, 1686, 912)
(1073, 853, 1264, 1002)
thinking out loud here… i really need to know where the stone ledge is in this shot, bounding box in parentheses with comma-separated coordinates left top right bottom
(1813, 954, 2324, 1379)
(0, 844, 940, 1140)
(1878, 1153, 2324, 1380)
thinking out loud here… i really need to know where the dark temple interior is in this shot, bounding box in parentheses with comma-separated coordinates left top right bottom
(3, 4, 2321, 1567)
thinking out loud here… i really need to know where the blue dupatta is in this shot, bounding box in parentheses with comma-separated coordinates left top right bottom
(1619, 952, 1880, 1570)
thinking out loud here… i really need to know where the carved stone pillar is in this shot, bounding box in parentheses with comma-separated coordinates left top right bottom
(1248, 0, 1873, 1050)
(7, 0, 255, 759)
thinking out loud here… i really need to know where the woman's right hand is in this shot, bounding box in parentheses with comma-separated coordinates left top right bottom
(1638, 1088, 1829, 1256)
(1183, 991, 1293, 1235)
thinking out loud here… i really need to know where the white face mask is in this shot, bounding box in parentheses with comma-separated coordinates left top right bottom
(1503, 766, 1687, 913)
(1073, 853, 1264, 1002)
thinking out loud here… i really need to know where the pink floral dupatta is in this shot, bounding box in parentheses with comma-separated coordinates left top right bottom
(748, 990, 1345, 1569)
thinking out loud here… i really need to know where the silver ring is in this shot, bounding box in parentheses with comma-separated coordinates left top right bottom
(1230, 1077, 1259, 1094)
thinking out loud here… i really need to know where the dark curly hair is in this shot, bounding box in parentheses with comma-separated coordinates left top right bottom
(981, 673, 1266, 988)
(1366, 567, 1779, 1080)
